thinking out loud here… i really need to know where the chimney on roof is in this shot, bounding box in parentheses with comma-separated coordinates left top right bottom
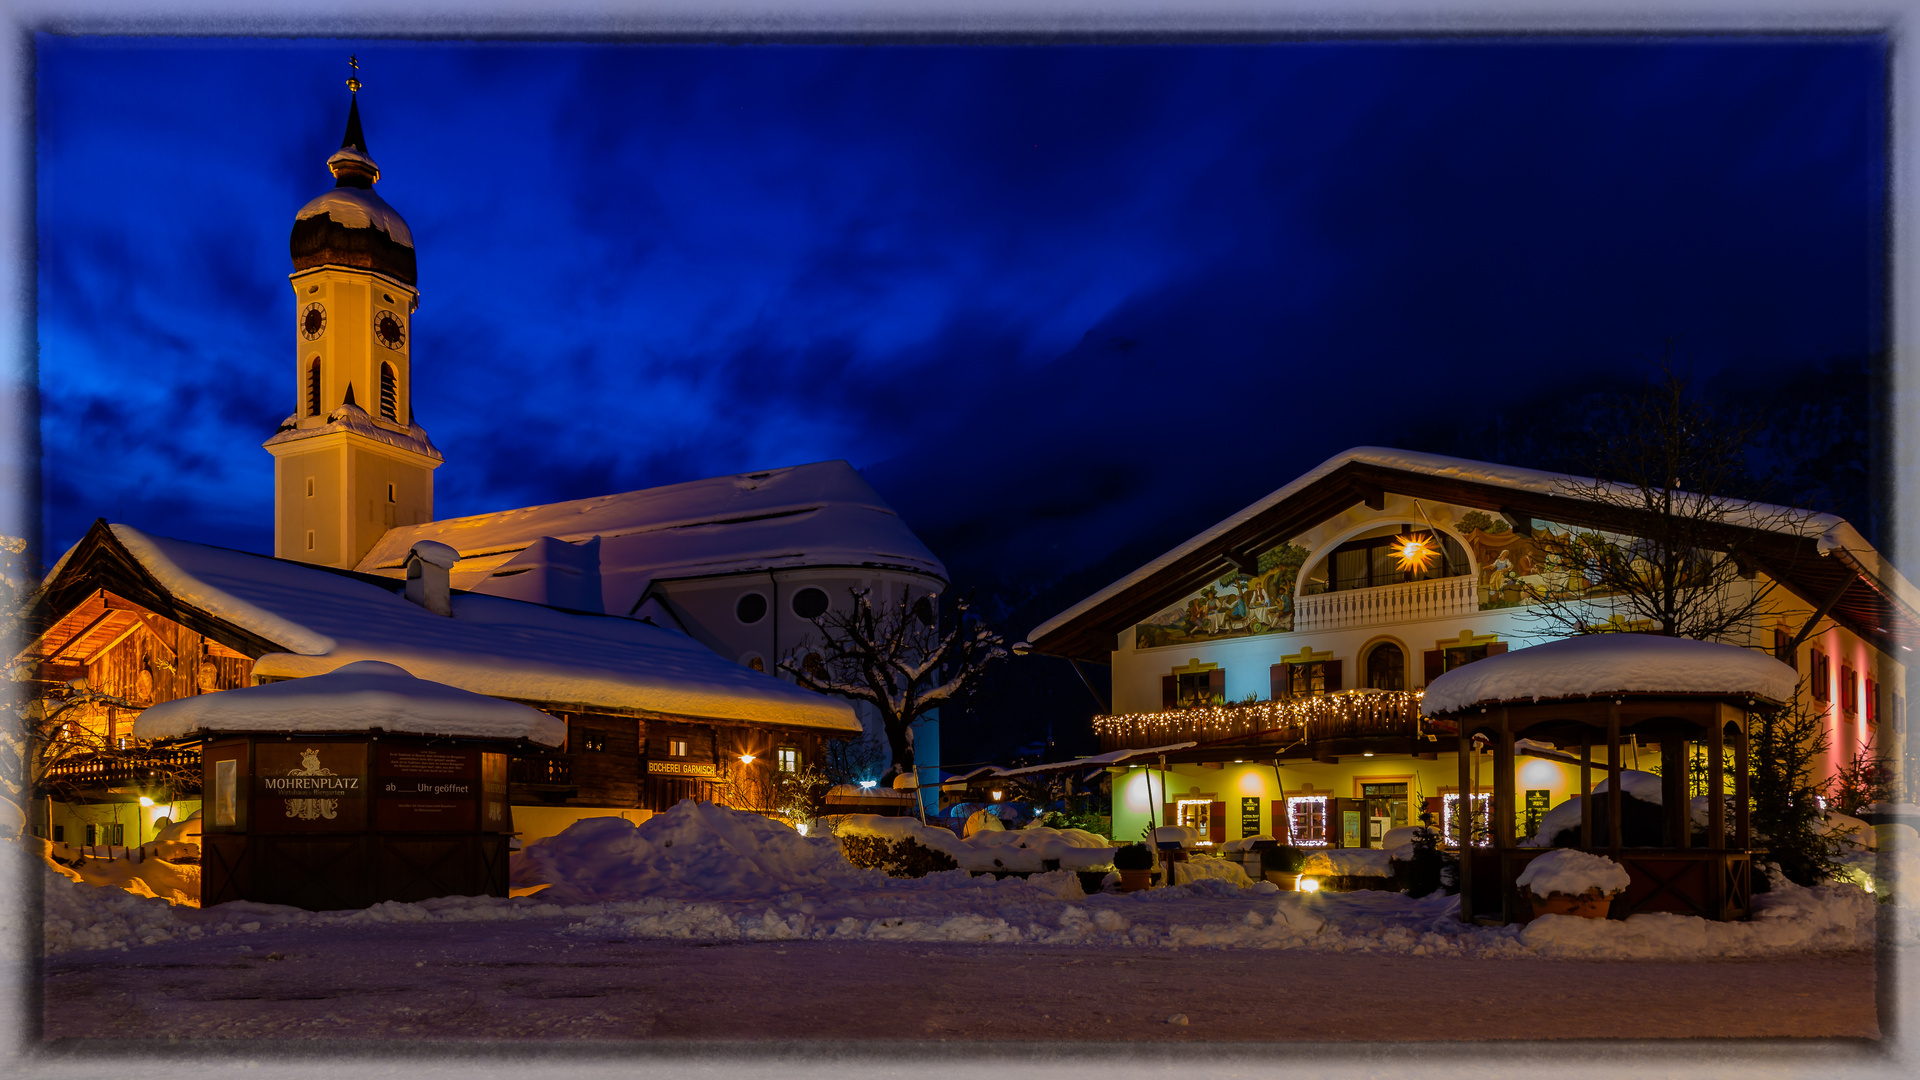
(405, 540, 460, 617)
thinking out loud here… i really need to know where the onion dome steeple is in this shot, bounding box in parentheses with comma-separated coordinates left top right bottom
(290, 80, 417, 286)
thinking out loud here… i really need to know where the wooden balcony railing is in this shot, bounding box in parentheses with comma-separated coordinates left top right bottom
(1093, 689, 1443, 752)
(39, 747, 204, 793)
(509, 755, 572, 786)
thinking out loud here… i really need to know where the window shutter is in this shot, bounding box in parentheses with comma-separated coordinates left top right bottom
(1271, 663, 1287, 701)
(1322, 659, 1343, 692)
(1162, 675, 1177, 710)
(1209, 801, 1227, 844)
(1423, 650, 1444, 685)
(1272, 800, 1289, 841)
(1208, 668, 1227, 702)
(1423, 796, 1442, 825)
(1486, 642, 1508, 656)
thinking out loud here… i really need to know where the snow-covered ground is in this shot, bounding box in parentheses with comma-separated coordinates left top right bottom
(33, 800, 1908, 962)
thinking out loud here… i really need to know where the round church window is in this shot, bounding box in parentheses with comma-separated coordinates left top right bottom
(792, 588, 829, 620)
(735, 593, 768, 624)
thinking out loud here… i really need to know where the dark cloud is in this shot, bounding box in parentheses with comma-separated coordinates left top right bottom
(35, 38, 1883, 600)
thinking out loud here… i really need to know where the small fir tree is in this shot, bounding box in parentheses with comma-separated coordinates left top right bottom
(1747, 694, 1848, 886)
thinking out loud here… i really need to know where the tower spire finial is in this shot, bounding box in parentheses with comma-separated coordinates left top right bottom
(347, 55, 362, 95)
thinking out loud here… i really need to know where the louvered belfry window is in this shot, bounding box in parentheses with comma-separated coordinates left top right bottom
(380, 363, 397, 420)
(307, 358, 321, 416)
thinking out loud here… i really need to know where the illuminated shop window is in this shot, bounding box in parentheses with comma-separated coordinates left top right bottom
(1443, 792, 1492, 847)
(1176, 799, 1212, 843)
(1287, 796, 1327, 846)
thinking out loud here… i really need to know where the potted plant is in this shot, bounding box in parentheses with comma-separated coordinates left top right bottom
(1260, 845, 1307, 890)
(1113, 842, 1156, 892)
(1515, 848, 1630, 919)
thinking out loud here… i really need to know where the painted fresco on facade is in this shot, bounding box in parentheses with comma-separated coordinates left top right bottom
(1454, 510, 1627, 610)
(1134, 542, 1310, 649)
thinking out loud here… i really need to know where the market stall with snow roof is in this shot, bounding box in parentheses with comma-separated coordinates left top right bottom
(1421, 633, 1795, 925)
(134, 660, 565, 911)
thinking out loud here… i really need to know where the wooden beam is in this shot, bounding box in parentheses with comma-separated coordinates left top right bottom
(1356, 481, 1386, 511)
(1498, 509, 1533, 537)
(48, 611, 122, 663)
(1222, 548, 1261, 576)
(1786, 574, 1853, 653)
(81, 617, 147, 667)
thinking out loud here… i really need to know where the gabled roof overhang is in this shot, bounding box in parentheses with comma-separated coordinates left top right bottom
(1029, 451, 1916, 663)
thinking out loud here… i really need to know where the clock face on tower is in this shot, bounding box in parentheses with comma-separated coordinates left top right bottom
(300, 303, 326, 340)
(374, 309, 406, 350)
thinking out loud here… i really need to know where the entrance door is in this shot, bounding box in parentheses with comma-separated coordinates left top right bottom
(1361, 782, 1409, 841)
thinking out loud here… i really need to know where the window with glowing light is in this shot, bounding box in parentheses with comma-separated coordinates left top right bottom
(1176, 799, 1212, 842)
(776, 747, 799, 773)
(669, 739, 688, 757)
(1442, 792, 1492, 847)
(1309, 531, 1468, 594)
(1287, 796, 1327, 845)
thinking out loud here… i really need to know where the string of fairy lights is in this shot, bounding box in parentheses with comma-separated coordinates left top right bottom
(1093, 689, 1430, 743)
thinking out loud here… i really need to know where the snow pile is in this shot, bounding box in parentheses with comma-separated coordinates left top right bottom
(962, 808, 1005, 837)
(1163, 858, 1254, 888)
(1421, 634, 1797, 714)
(1381, 827, 1434, 858)
(41, 839, 201, 906)
(1220, 834, 1273, 853)
(1154, 825, 1202, 847)
(1302, 848, 1396, 877)
(135, 659, 566, 746)
(512, 802, 888, 902)
(834, 814, 1115, 873)
(1516, 849, 1630, 898)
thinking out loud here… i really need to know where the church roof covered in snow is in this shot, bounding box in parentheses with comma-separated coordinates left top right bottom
(43, 523, 860, 733)
(1420, 634, 1799, 715)
(134, 660, 567, 745)
(1028, 446, 1919, 662)
(354, 460, 947, 616)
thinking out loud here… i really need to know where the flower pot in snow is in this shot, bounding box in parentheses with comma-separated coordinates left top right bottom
(1117, 869, 1154, 892)
(1515, 848, 1630, 921)
(1527, 886, 1617, 920)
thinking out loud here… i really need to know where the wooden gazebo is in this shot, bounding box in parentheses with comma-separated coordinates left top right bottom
(1422, 635, 1797, 925)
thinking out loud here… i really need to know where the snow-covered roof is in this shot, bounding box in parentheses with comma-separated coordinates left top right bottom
(1420, 634, 1798, 715)
(294, 186, 413, 247)
(354, 460, 946, 615)
(95, 525, 860, 733)
(988, 743, 1200, 778)
(133, 660, 566, 746)
(1032, 447, 1856, 647)
(263, 402, 441, 461)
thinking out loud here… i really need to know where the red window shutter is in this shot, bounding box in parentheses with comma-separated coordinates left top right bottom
(1423, 650, 1444, 685)
(1271, 663, 1287, 701)
(1423, 796, 1442, 825)
(1209, 801, 1227, 844)
(1273, 800, 1289, 840)
(1322, 659, 1343, 692)
(1208, 668, 1226, 702)
(1486, 642, 1508, 656)
(1842, 666, 1857, 713)
(1162, 675, 1177, 710)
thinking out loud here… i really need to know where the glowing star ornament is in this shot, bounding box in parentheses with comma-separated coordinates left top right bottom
(1392, 533, 1439, 575)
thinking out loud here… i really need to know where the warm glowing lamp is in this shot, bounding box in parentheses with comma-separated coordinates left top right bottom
(137, 796, 154, 807)
(858, 779, 877, 790)
(738, 753, 756, 765)
(1391, 533, 1438, 574)
(990, 789, 1003, 801)
(1299, 877, 1322, 893)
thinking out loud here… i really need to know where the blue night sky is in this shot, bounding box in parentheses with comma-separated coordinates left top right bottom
(36, 37, 1884, 596)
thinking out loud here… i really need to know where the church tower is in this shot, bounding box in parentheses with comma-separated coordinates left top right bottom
(265, 77, 442, 569)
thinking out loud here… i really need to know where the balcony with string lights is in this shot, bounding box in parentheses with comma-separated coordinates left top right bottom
(1091, 689, 1452, 761)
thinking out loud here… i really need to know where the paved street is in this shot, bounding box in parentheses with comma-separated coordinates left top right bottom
(41, 920, 1879, 1043)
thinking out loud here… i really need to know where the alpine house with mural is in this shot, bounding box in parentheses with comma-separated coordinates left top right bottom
(1027, 448, 1916, 852)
